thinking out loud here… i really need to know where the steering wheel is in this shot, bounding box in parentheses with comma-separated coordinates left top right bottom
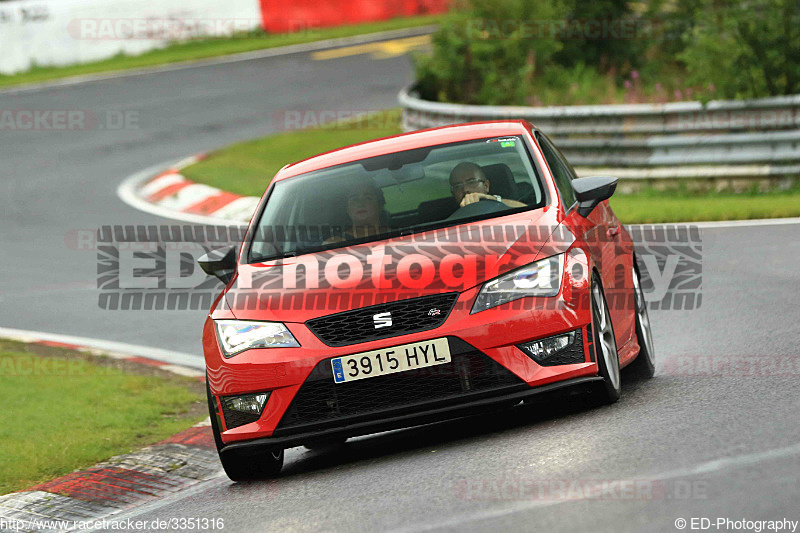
(446, 197, 510, 221)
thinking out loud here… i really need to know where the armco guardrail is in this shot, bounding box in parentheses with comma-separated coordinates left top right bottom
(399, 85, 800, 184)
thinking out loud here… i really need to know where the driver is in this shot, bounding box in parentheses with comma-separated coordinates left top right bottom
(449, 162, 525, 208)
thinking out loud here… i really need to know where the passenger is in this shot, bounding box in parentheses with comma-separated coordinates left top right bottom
(324, 182, 390, 244)
(449, 162, 525, 208)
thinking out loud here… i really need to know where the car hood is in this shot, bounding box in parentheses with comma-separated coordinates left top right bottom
(225, 207, 567, 322)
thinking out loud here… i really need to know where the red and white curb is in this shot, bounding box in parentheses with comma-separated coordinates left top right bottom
(0, 329, 219, 532)
(117, 154, 260, 227)
(0, 421, 220, 533)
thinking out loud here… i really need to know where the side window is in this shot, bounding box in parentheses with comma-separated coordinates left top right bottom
(537, 133, 577, 208)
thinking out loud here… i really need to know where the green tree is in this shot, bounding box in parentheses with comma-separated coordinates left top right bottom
(414, 0, 570, 105)
(554, 0, 641, 72)
(680, 0, 800, 98)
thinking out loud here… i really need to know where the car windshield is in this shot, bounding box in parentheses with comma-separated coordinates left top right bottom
(248, 135, 546, 262)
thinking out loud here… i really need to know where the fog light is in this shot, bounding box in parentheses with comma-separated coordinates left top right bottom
(219, 391, 272, 430)
(222, 392, 270, 415)
(518, 332, 575, 363)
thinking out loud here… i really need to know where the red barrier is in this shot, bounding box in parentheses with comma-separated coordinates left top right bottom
(259, 0, 448, 34)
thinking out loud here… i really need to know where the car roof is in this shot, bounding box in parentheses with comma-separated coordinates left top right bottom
(274, 120, 534, 181)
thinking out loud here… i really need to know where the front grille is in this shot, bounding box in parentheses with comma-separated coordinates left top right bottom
(220, 397, 261, 430)
(276, 338, 526, 432)
(306, 293, 459, 347)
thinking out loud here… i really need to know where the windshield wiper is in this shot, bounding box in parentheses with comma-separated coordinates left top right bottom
(405, 205, 537, 234)
(249, 249, 297, 263)
(248, 208, 536, 263)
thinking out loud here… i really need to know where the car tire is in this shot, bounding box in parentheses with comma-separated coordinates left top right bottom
(625, 259, 656, 379)
(206, 378, 284, 480)
(591, 275, 621, 404)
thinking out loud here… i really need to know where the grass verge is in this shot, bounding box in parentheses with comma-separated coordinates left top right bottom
(0, 339, 205, 495)
(0, 15, 440, 89)
(181, 110, 800, 223)
(181, 110, 404, 197)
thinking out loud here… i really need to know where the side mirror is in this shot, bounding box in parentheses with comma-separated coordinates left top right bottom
(198, 246, 237, 284)
(571, 176, 618, 217)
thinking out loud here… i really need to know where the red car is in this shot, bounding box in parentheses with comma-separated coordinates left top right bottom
(199, 121, 656, 480)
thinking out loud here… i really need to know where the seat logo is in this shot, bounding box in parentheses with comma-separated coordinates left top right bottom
(373, 311, 392, 329)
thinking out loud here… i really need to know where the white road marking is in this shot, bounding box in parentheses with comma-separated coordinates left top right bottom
(193, 418, 212, 427)
(156, 183, 223, 211)
(655, 217, 800, 229)
(138, 172, 188, 198)
(627, 217, 800, 229)
(206, 195, 260, 223)
(161, 364, 205, 378)
(578, 164, 778, 179)
(0, 326, 203, 369)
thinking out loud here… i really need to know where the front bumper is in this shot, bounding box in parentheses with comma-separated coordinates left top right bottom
(205, 288, 597, 445)
(220, 375, 603, 456)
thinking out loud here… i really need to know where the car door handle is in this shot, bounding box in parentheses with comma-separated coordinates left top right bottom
(607, 226, 619, 238)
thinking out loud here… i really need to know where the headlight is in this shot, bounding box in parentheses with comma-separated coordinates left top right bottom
(214, 320, 300, 357)
(472, 254, 564, 313)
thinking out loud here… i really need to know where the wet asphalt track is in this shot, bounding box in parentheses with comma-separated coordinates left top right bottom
(0, 40, 413, 355)
(1, 37, 799, 532)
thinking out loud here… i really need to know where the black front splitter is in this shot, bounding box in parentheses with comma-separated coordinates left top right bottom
(220, 375, 602, 456)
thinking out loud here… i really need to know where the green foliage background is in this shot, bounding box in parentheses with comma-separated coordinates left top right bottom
(680, 0, 800, 98)
(415, 0, 800, 105)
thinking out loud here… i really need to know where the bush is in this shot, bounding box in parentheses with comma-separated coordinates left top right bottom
(679, 0, 800, 98)
(554, 0, 642, 73)
(415, 0, 653, 105)
(414, 0, 570, 105)
(416, 0, 800, 105)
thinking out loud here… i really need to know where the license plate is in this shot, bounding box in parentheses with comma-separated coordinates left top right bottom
(331, 338, 451, 384)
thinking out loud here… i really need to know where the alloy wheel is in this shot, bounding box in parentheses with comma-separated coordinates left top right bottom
(633, 267, 656, 367)
(592, 279, 620, 394)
